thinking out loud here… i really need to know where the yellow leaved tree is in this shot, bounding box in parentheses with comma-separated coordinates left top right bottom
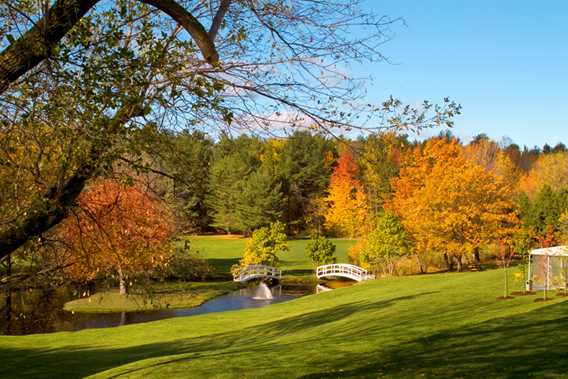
(518, 151, 568, 198)
(390, 138, 519, 271)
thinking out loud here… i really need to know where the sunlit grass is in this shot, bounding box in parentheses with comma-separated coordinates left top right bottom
(1, 269, 567, 378)
(187, 235, 357, 277)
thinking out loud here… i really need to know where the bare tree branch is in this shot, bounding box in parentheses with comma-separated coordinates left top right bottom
(208, 0, 231, 40)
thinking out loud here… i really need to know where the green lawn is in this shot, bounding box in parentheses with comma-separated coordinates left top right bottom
(64, 282, 243, 313)
(1, 269, 567, 378)
(188, 235, 356, 278)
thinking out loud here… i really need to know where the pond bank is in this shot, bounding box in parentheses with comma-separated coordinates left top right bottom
(64, 281, 244, 313)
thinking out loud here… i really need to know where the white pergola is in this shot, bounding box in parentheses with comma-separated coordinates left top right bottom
(527, 246, 568, 291)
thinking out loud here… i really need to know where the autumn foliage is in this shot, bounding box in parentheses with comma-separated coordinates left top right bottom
(518, 152, 568, 198)
(323, 150, 368, 237)
(59, 179, 174, 294)
(390, 138, 519, 271)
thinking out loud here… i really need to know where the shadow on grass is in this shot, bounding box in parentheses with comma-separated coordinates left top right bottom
(206, 258, 240, 276)
(0, 293, 432, 378)
(4, 291, 567, 378)
(300, 300, 568, 378)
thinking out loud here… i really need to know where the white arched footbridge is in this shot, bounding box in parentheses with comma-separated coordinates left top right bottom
(316, 263, 375, 282)
(233, 265, 282, 282)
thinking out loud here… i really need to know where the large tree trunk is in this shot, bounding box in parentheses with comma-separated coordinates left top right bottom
(0, 105, 142, 260)
(0, 0, 220, 94)
(0, 157, 95, 258)
(0, 0, 97, 94)
(0, 0, 223, 258)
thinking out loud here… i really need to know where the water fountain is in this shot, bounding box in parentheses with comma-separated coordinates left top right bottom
(252, 282, 273, 300)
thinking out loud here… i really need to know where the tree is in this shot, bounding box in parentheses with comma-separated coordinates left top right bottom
(58, 179, 173, 295)
(464, 135, 500, 171)
(0, 0, 224, 258)
(207, 154, 247, 233)
(0, 0, 460, 266)
(207, 136, 261, 233)
(306, 235, 336, 267)
(237, 222, 288, 269)
(324, 150, 369, 237)
(236, 169, 284, 233)
(359, 212, 411, 275)
(358, 132, 408, 216)
(161, 131, 214, 232)
(279, 131, 337, 234)
(391, 138, 519, 271)
(519, 152, 568, 197)
(518, 186, 568, 247)
(496, 240, 515, 299)
(207, 135, 284, 234)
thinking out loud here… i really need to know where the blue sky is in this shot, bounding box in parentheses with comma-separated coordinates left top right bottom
(354, 0, 568, 146)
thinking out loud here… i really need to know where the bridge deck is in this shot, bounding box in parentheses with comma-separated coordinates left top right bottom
(233, 264, 281, 282)
(316, 263, 374, 282)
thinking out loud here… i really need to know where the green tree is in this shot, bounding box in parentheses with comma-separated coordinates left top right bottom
(360, 212, 411, 275)
(237, 169, 284, 233)
(358, 132, 408, 216)
(519, 186, 568, 246)
(238, 222, 288, 268)
(306, 235, 337, 266)
(207, 135, 284, 234)
(207, 155, 248, 233)
(279, 132, 337, 233)
(161, 131, 214, 232)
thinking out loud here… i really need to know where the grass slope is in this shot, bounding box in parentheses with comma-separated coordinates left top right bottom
(188, 236, 356, 277)
(1, 269, 567, 378)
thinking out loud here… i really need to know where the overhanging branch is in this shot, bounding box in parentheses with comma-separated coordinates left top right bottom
(0, 0, 221, 94)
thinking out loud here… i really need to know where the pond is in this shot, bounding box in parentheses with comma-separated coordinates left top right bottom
(0, 283, 305, 335)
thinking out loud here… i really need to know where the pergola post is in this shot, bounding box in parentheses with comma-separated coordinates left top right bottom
(544, 255, 550, 300)
(526, 253, 533, 292)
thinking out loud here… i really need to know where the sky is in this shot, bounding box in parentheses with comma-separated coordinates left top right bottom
(353, 0, 568, 147)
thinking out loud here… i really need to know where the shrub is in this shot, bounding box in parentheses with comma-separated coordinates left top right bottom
(360, 212, 411, 275)
(236, 221, 288, 272)
(159, 240, 212, 281)
(306, 235, 336, 266)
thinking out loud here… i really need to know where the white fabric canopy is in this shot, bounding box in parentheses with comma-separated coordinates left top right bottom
(529, 246, 568, 257)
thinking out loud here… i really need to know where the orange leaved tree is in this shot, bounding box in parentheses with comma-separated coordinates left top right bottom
(391, 138, 519, 271)
(324, 150, 368, 237)
(59, 180, 173, 294)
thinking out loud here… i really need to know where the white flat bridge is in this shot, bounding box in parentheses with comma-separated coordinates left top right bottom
(233, 265, 282, 282)
(316, 263, 375, 282)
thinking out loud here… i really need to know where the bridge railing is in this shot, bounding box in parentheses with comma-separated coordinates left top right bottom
(233, 264, 281, 282)
(316, 263, 374, 282)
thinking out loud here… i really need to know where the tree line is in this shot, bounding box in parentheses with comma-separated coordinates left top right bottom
(4, 126, 568, 290)
(158, 130, 568, 275)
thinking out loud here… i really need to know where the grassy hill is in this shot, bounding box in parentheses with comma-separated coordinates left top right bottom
(1, 269, 567, 378)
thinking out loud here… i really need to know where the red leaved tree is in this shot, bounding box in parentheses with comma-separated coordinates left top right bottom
(59, 179, 173, 294)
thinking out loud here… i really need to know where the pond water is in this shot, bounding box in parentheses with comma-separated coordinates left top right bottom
(0, 284, 300, 335)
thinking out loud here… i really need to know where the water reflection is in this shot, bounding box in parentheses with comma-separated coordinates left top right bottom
(1, 280, 356, 335)
(1, 284, 295, 335)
